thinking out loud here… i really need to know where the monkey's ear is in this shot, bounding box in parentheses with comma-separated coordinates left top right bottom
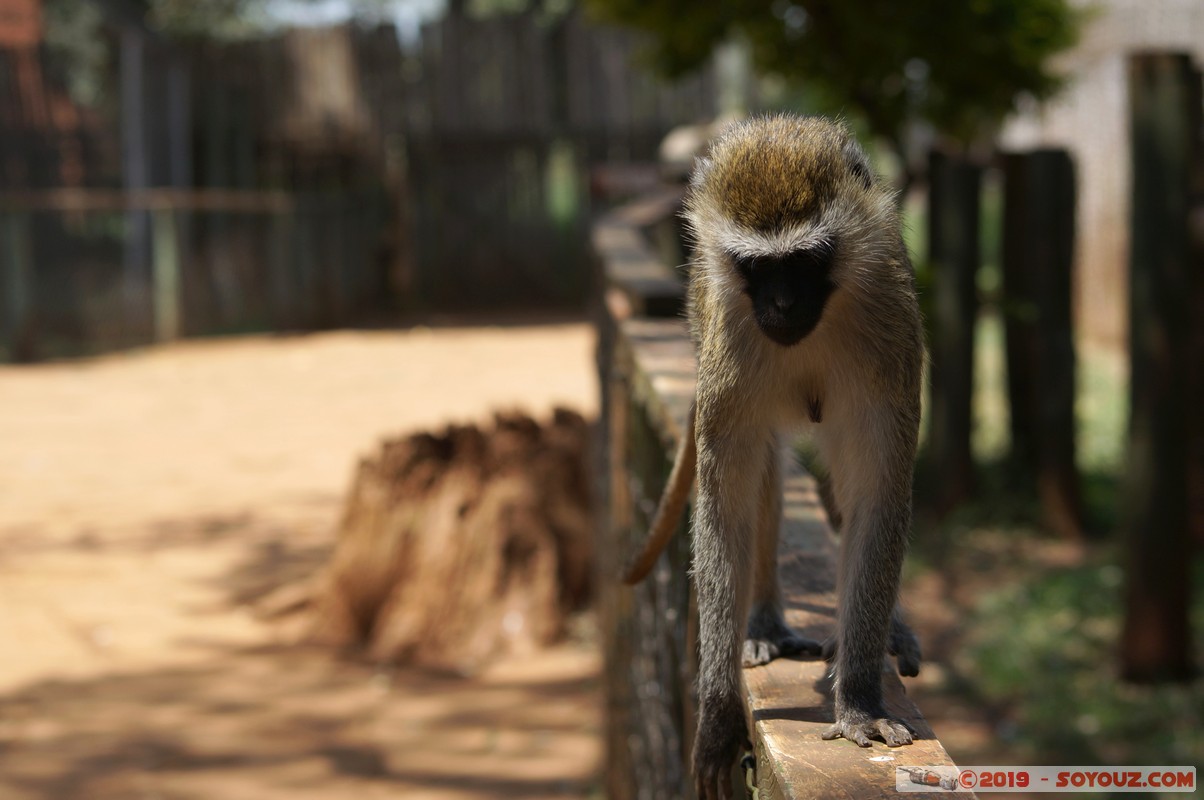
(850, 160, 873, 190)
(842, 139, 874, 190)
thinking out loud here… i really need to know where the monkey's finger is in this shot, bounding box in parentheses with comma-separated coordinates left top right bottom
(694, 771, 727, 800)
(821, 722, 873, 747)
(875, 719, 914, 747)
(742, 639, 778, 668)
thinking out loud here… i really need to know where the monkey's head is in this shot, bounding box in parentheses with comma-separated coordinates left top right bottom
(684, 115, 896, 347)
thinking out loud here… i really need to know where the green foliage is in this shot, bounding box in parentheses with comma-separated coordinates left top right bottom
(43, 0, 110, 108)
(40, 0, 403, 109)
(588, 0, 1080, 151)
(143, 0, 263, 38)
(901, 299, 1198, 769)
(963, 554, 1204, 766)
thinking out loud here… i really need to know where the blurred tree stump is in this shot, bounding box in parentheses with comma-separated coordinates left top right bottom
(308, 408, 594, 672)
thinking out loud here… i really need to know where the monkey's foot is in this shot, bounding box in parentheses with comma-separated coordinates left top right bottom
(743, 632, 822, 667)
(821, 620, 922, 677)
(744, 608, 822, 667)
(693, 693, 748, 800)
(822, 710, 914, 748)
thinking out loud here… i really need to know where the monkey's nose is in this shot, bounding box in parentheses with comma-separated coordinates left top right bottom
(773, 291, 795, 312)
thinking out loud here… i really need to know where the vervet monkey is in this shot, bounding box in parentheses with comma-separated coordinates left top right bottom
(623, 115, 924, 799)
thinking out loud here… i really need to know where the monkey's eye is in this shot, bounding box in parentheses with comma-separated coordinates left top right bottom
(850, 160, 872, 190)
(732, 254, 760, 277)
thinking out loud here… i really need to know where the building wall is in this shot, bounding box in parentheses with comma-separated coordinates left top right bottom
(1000, 0, 1204, 350)
(0, 0, 41, 48)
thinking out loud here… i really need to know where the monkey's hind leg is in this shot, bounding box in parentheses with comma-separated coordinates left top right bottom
(821, 608, 923, 677)
(744, 439, 822, 667)
(691, 417, 766, 800)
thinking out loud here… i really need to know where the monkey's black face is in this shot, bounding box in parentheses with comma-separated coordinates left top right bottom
(733, 242, 836, 347)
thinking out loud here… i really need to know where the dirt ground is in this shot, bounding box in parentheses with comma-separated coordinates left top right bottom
(0, 321, 602, 800)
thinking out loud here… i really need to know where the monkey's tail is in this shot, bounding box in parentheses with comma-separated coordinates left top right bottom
(622, 402, 697, 585)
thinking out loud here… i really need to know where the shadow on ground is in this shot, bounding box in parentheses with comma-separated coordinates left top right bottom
(0, 631, 600, 800)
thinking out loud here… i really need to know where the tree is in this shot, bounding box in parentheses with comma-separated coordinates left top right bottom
(1120, 53, 1198, 683)
(587, 0, 1079, 189)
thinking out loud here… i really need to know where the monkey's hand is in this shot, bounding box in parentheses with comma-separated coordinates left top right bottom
(822, 707, 914, 748)
(693, 693, 748, 800)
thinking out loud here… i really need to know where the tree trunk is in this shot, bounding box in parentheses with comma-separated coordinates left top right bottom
(926, 149, 982, 512)
(1187, 65, 1204, 549)
(1001, 149, 1084, 540)
(1120, 53, 1196, 683)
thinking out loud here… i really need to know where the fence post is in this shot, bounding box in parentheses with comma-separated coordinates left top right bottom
(1001, 149, 1083, 540)
(151, 207, 181, 342)
(269, 208, 295, 330)
(1187, 65, 1204, 550)
(1121, 52, 1197, 683)
(926, 149, 982, 511)
(120, 26, 151, 340)
(2, 211, 34, 361)
(293, 195, 318, 328)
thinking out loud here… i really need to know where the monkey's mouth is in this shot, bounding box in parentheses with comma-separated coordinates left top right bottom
(752, 286, 831, 346)
(756, 316, 821, 347)
(734, 240, 836, 348)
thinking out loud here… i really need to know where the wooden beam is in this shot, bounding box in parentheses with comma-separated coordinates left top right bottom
(0, 189, 296, 214)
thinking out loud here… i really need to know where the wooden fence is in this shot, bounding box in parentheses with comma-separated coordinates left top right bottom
(0, 188, 387, 360)
(593, 191, 964, 798)
(0, 10, 715, 360)
(399, 10, 716, 311)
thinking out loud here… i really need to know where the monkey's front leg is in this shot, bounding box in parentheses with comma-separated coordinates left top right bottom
(822, 475, 915, 747)
(691, 416, 767, 800)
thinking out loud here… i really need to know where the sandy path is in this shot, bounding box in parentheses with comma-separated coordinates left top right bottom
(0, 322, 601, 800)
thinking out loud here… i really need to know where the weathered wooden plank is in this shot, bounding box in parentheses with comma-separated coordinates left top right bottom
(592, 218, 684, 318)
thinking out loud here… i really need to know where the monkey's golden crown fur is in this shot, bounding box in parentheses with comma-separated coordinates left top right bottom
(688, 116, 853, 232)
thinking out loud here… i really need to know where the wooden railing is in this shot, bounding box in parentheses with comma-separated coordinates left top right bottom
(594, 190, 968, 799)
(0, 190, 295, 348)
(0, 187, 388, 362)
